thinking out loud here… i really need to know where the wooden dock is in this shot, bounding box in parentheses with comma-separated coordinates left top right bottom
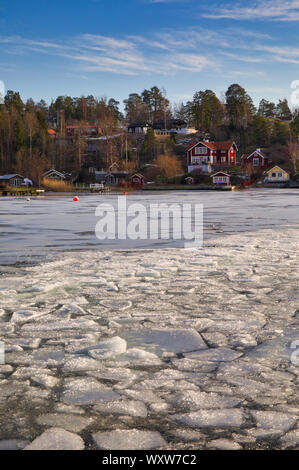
(0, 188, 45, 197)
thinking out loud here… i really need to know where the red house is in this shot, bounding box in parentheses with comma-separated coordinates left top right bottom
(130, 173, 145, 187)
(187, 140, 238, 174)
(241, 149, 269, 172)
(66, 126, 101, 137)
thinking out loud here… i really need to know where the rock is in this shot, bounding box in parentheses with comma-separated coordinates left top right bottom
(93, 429, 166, 450)
(24, 428, 85, 450)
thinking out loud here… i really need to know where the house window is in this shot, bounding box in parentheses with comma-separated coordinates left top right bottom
(221, 150, 226, 154)
(271, 172, 276, 177)
(253, 158, 259, 166)
(194, 146, 207, 155)
(221, 156, 226, 163)
(278, 172, 282, 177)
(214, 176, 228, 183)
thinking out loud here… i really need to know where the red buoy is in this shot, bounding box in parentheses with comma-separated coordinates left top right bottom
(73, 196, 79, 202)
(123, 191, 127, 195)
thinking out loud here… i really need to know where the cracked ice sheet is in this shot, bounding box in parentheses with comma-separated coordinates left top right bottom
(0, 228, 299, 449)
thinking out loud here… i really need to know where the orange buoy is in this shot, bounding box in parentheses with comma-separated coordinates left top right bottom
(73, 196, 79, 202)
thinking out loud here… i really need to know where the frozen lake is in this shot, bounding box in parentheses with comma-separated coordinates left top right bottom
(0, 188, 298, 449)
(0, 188, 299, 265)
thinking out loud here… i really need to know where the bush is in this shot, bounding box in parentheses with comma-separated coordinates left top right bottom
(42, 178, 73, 192)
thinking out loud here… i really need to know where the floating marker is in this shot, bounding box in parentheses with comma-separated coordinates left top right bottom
(123, 191, 127, 195)
(73, 196, 79, 202)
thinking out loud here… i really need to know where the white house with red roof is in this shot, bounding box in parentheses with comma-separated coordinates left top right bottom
(187, 140, 238, 174)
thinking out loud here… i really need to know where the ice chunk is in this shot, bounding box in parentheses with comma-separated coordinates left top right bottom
(0, 439, 29, 450)
(62, 378, 121, 405)
(123, 328, 207, 356)
(167, 391, 242, 410)
(57, 303, 87, 316)
(250, 410, 298, 433)
(100, 300, 132, 311)
(93, 429, 166, 450)
(10, 310, 47, 324)
(118, 348, 162, 366)
(184, 348, 243, 362)
(35, 413, 93, 432)
(206, 439, 242, 450)
(94, 400, 147, 418)
(24, 428, 85, 450)
(85, 336, 127, 359)
(174, 409, 245, 428)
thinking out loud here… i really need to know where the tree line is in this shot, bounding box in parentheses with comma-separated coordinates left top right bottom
(0, 83, 299, 178)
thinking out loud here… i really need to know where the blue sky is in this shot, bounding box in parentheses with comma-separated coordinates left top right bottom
(0, 0, 299, 108)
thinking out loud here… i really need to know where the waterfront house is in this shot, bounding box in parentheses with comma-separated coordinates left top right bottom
(264, 166, 290, 183)
(0, 174, 25, 187)
(187, 140, 238, 174)
(130, 173, 145, 187)
(95, 170, 129, 186)
(211, 171, 231, 186)
(43, 169, 66, 181)
(66, 125, 101, 137)
(241, 149, 270, 171)
(153, 119, 197, 135)
(127, 123, 151, 134)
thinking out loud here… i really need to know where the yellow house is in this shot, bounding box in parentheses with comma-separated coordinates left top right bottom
(265, 166, 290, 183)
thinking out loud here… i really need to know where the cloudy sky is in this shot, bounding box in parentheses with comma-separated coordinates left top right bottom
(0, 0, 298, 107)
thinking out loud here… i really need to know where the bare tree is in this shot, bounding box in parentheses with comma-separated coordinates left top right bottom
(287, 138, 299, 174)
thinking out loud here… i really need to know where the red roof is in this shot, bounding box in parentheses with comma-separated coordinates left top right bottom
(187, 140, 236, 151)
(66, 125, 98, 129)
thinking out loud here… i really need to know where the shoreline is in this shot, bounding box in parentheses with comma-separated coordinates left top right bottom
(1, 184, 298, 198)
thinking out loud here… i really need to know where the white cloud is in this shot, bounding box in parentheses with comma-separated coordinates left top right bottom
(203, 0, 299, 21)
(0, 32, 215, 76)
